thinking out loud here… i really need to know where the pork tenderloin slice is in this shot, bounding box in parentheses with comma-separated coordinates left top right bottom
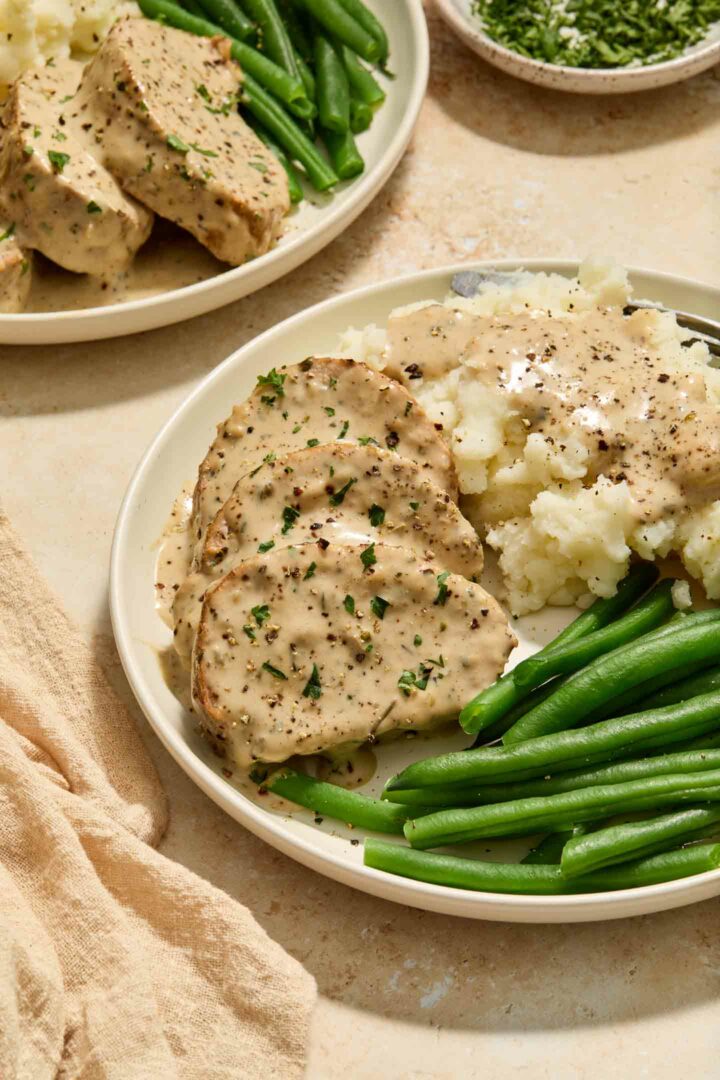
(0, 60, 153, 276)
(173, 442, 483, 664)
(0, 226, 31, 312)
(192, 356, 457, 561)
(193, 541, 515, 768)
(72, 16, 289, 266)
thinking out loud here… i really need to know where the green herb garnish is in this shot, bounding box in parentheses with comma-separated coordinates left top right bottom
(323, 406, 336, 416)
(86, 201, 102, 214)
(302, 663, 322, 699)
(368, 504, 385, 527)
(0, 223, 15, 241)
(329, 478, 357, 506)
(338, 420, 350, 439)
(243, 624, 256, 641)
(281, 506, 300, 534)
(307, 438, 320, 447)
(414, 634, 422, 647)
(262, 661, 287, 680)
(251, 604, 271, 626)
(434, 571, 450, 606)
(167, 134, 190, 153)
(360, 543, 376, 570)
(304, 561, 317, 580)
(48, 150, 70, 173)
(370, 596, 389, 620)
(358, 436, 380, 446)
(258, 539, 275, 553)
(257, 368, 286, 400)
(344, 594, 355, 615)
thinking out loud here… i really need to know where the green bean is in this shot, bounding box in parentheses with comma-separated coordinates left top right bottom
(295, 50, 316, 100)
(386, 689, 720, 792)
(299, 0, 381, 62)
(350, 96, 372, 132)
(196, 0, 255, 38)
(404, 770, 720, 849)
(521, 831, 571, 865)
(340, 43, 385, 105)
(321, 127, 364, 178)
(513, 580, 676, 691)
(641, 665, 720, 710)
(561, 805, 720, 878)
(265, 768, 416, 833)
(278, 0, 313, 59)
(470, 676, 564, 746)
(364, 840, 720, 894)
(138, 0, 312, 116)
(238, 0, 301, 80)
(180, 0, 210, 16)
(240, 73, 338, 189)
(337, 0, 389, 61)
(460, 562, 659, 735)
(503, 616, 720, 745)
(583, 660, 710, 724)
(387, 749, 720, 809)
(249, 122, 304, 201)
(315, 35, 350, 132)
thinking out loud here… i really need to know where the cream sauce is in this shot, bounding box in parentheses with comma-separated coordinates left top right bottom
(192, 541, 515, 769)
(155, 484, 194, 631)
(29, 220, 224, 312)
(193, 356, 457, 555)
(388, 305, 720, 522)
(172, 442, 483, 665)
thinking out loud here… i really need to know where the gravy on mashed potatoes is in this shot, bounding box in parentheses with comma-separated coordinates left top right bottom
(339, 260, 720, 615)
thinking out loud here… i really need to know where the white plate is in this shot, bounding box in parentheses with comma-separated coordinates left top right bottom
(0, 2, 427, 346)
(111, 259, 720, 923)
(436, 0, 720, 94)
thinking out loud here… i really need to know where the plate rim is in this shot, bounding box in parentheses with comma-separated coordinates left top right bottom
(110, 257, 720, 922)
(435, 0, 720, 93)
(0, 0, 428, 344)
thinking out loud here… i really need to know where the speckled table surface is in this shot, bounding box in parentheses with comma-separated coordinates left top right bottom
(2, 7, 720, 1078)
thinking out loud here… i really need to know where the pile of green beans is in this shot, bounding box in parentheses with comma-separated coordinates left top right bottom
(256, 568, 720, 896)
(138, 0, 390, 200)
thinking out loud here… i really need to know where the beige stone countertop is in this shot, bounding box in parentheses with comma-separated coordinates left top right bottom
(2, 7, 720, 1077)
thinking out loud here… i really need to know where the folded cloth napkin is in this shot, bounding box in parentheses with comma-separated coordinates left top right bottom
(0, 510, 315, 1079)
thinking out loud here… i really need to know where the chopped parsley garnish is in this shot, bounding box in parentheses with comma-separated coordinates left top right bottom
(195, 83, 211, 102)
(23, 174, 36, 191)
(329, 478, 357, 506)
(338, 420, 350, 439)
(360, 543, 376, 570)
(398, 658, 442, 696)
(86, 201, 102, 214)
(22, 145, 33, 158)
(343, 594, 355, 615)
(414, 634, 423, 647)
(262, 661, 287, 680)
(329, 377, 338, 388)
(256, 368, 286, 401)
(190, 142, 219, 157)
(48, 150, 70, 173)
(302, 663, 322, 699)
(53, 131, 67, 142)
(33, 126, 41, 138)
(243, 624, 256, 641)
(249, 159, 268, 173)
(251, 604, 271, 626)
(368, 504, 385, 527)
(323, 406, 336, 416)
(144, 155, 155, 173)
(258, 539, 275, 553)
(204, 92, 238, 116)
(250, 452, 275, 477)
(409, 501, 420, 512)
(306, 438, 320, 447)
(281, 505, 300, 534)
(358, 436, 379, 446)
(434, 570, 450, 606)
(304, 561, 317, 580)
(60, 94, 74, 104)
(167, 134, 190, 153)
(370, 595, 390, 620)
(0, 223, 15, 242)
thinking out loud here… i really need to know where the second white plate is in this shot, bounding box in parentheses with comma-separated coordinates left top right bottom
(0, 1, 428, 345)
(111, 259, 720, 923)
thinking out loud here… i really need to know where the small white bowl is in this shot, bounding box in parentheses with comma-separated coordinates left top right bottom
(435, 0, 720, 94)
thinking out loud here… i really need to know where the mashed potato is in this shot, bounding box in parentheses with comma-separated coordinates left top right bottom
(0, 0, 138, 94)
(338, 259, 720, 615)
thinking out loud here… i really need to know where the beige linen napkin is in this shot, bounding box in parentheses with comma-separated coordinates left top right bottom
(0, 510, 316, 1079)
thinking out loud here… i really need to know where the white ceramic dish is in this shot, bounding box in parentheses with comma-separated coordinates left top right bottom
(435, 0, 720, 94)
(0, 1, 427, 347)
(111, 259, 720, 923)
